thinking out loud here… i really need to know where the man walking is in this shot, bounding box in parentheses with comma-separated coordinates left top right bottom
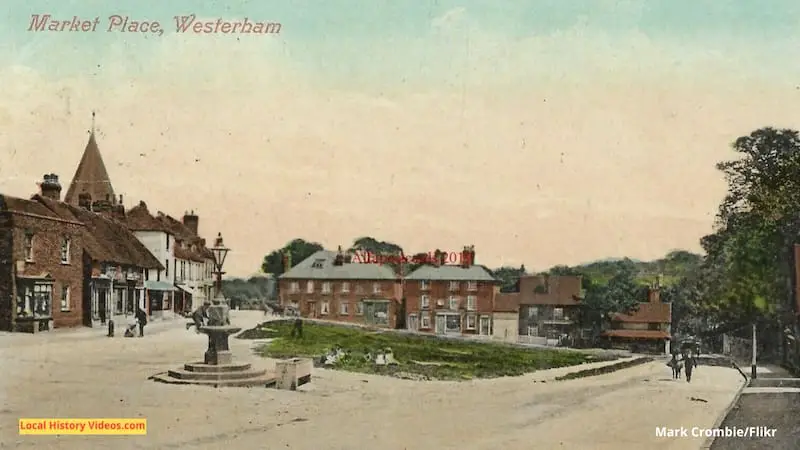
(135, 307, 147, 337)
(684, 351, 695, 383)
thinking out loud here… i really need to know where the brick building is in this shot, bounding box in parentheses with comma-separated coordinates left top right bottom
(0, 171, 162, 332)
(404, 247, 500, 336)
(278, 249, 401, 328)
(601, 284, 672, 354)
(517, 274, 583, 344)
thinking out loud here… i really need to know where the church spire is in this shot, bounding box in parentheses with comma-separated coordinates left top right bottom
(63, 113, 116, 207)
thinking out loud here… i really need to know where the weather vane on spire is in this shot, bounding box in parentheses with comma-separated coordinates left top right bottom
(91, 110, 96, 134)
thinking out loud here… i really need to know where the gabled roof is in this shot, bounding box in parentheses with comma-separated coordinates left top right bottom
(157, 213, 210, 263)
(64, 132, 116, 206)
(34, 195, 162, 270)
(125, 201, 168, 232)
(0, 194, 65, 220)
(611, 301, 672, 324)
(519, 275, 582, 306)
(280, 250, 397, 280)
(405, 264, 498, 282)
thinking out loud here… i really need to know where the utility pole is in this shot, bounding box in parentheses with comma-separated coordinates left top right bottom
(751, 322, 758, 379)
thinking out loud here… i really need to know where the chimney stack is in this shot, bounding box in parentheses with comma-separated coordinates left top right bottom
(334, 246, 345, 266)
(183, 210, 199, 235)
(119, 194, 123, 205)
(648, 287, 661, 303)
(39, 174, 62, 201)
(282, 252, 292, 273)
(461, 245, 475, 268)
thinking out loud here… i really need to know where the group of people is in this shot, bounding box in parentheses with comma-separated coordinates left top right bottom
(668, 350, 699, 382)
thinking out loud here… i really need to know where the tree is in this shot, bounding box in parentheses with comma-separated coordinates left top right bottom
(492, 265, 527, 293)
(578, 263, 642, 336)
(260, 238, 324, 275)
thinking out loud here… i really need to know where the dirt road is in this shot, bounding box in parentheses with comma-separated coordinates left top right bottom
(0, 312, 744, 450)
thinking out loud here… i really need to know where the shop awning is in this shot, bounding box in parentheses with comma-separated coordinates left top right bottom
(601, 329, 671, 340)
(144, 281, 177, 292)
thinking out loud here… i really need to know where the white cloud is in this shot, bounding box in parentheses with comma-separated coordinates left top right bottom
(431, 7, 466, 29)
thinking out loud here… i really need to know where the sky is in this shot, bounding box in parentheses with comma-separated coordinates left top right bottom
(2, 0, 800, 277)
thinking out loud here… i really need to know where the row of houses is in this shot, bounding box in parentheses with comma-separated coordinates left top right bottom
(278, 248, 673, 353)
(0, 129, 219, 333)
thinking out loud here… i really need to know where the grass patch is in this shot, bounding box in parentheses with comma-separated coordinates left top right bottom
(240, 320, 610, 381)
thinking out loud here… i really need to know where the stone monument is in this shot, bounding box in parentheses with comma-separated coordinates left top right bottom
(150, 292, 274, 388)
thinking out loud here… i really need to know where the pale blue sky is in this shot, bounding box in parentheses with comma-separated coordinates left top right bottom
(4, 0, 800, 88)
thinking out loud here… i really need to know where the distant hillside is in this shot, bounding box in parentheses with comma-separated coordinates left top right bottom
(564, 250, 702, 286)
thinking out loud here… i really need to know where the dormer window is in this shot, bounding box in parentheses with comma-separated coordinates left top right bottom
(311, 259, 325, 269)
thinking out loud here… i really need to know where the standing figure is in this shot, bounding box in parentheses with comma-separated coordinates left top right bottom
(669, 353, 683, 379)
(135, 307, 147, 337)
(685, 352, 695, 383)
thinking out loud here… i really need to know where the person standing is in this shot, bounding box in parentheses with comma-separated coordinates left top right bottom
(684, 352, 695, 383)
(135, 307, 147, 337)
(187, 301, 210, 333)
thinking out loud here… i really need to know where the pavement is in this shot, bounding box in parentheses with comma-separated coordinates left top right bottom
(0, 311, 746, 450)
(709, 365, 800, 450)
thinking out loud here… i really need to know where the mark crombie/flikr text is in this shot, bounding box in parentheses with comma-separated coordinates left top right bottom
(352, 251, 474, 266)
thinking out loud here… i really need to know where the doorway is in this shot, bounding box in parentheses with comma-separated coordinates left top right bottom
(435, 314, 446, 334)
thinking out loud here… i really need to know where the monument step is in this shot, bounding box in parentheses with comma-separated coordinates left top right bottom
(168, 368, 267, 381)
(184, 362, 253, 373)
(150, 372, 277, 388)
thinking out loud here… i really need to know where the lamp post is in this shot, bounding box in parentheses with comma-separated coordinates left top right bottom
(210, 232, 230, 305)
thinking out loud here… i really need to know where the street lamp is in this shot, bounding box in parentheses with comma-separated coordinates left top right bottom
(210, 232, 230, 304)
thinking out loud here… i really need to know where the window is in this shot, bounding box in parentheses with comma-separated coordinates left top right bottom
(24, 233, 34, 261)
(420, 280, 430, 290)
(448, 296, 458, 310)
(356, 301, 364, 315)
(60, 238, 71, 264)
(290, 282, 299, 293)
(322, 282, 331, 294)
(420, 313, 431, 329)
(372, 282, 381, 294)
(180, 261, 186, 280)
(306, 281, 314, 293)
(311, 258, 325, 269)
(321, 301, 329, 315)
(648, 323, 661, 331)
(339, 302, 349, 315)
(445, 314, 461, 332)
(421, 295, 430, 309)
(18, 284, 52, 318)
(355, 284, 365, 294)
(553, 307, 564, 320)
(341, 282, 350, 293)
(466, 295, 477, 311)
(165, 260, 169, 277)
(467, 281, 478, 291)
(449, 281, 459, 291)
(60, 285, 71, 311)
(479, 316, 491, 335)
(466, 314, 477, 330)
(166, 234, 170, 250)
(527, 306, 539, 318)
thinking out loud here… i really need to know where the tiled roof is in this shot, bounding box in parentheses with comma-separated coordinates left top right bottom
(125, 201, 167, 232)
(0, 194, 66, 219)
(280, 250, 397, 280)
(519, 275, 582, 306)
(611, 301, 672, 324)
(406, 264, 498, 282)
(601, 329, 671, 340)
(64, 132, 116, 207)
(156, 213, 210, 263)
(493, 293, 521, 313)
(34, 196, 162, 269)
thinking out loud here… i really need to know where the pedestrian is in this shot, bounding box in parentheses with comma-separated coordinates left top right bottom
(186, 301, 210, 333)
(124, 315, 138, 337)
(685, 352, 695, 383)
(135, 307, 147, 337)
